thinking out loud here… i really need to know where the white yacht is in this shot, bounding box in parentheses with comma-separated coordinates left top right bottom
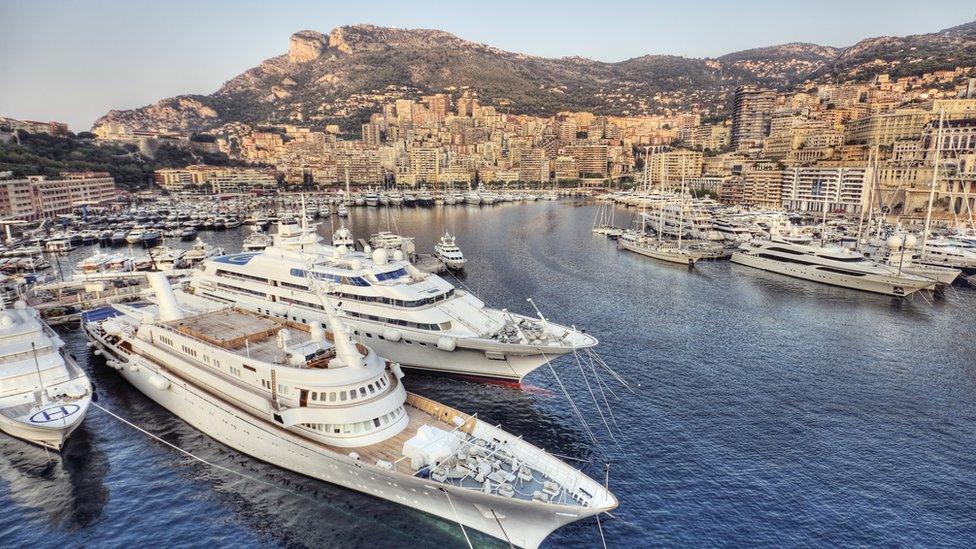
(84, 275, 616, 548)
(186, 220, 597, 381)
(364, 189, 380, 207)
(918, 237, 976, 273)
(731, 233, 937, 296)
(336, 204, 349, 217)
(369, 231, 414, 254)
(464, 191, 482, 205)
(150, 246, 186, 271)
(861, 235, 960, 287)
(0, 301, 91, 450)
(332, 225, 354, 248)
(182, 239, 225, 266)
(242, 227, 273, 252)
(433, 232, 467, 270)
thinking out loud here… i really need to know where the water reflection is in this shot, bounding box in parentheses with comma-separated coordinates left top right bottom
(0, 424, 108, 532)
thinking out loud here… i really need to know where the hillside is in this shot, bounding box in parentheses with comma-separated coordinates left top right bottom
(0, 131, 244, 188)
(95, 21, 976, 134)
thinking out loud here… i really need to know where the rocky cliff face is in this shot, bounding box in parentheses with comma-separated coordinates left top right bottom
(93, 22, 976, 134)
(289, 30, 328, 63)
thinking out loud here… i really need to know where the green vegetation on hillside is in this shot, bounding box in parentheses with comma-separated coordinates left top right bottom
(0, 131, 244, 188)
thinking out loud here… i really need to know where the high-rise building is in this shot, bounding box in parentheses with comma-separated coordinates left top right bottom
(517, 148, 549, 182)
(361, 123, 382, 147)
(563, 144, 608, 177)
(731, 86, 777, 150)
(409, 148, 440, 184)
(422, 94, 451, 119)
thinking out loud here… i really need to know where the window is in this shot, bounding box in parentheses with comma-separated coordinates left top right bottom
(349, 390, 357, 400)
(374, 267, 408, 282)
(359, 387, 367, 397)
(329, 392, 337, 402)
(243, 364, 256, 372)
(340, 392, 347, 402)
(311, 391, 318, 400)
(368, 385, 376, 394)
(373, 418, 381, 427)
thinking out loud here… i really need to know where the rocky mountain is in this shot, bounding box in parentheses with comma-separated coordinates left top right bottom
(95, 21, 976, 134)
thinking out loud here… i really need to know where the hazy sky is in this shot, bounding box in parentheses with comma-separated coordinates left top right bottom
(1, 1, 973, 131)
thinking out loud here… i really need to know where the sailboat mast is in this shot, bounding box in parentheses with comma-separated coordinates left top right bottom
(921, 108, 945, 255)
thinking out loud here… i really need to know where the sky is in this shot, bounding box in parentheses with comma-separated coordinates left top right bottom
(1, 0, 974, 131)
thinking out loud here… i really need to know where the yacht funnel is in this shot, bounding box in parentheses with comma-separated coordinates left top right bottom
(147, 273, 182, 322)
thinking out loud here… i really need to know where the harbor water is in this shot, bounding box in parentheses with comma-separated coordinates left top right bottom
(2, 199, 975, 547)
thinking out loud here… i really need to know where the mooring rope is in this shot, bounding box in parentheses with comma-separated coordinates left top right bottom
(90, 402, 412, 540)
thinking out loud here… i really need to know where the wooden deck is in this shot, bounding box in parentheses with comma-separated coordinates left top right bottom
(348, 394, 476, 471)
(167, 309, 282, 350)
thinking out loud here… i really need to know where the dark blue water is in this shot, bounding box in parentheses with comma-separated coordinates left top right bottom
(2, 200, 975, 548)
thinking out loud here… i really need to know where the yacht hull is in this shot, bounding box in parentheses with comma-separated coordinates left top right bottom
(0, 399, 89, 451)
(86, 334, 604, 548)
(731, 251, 932, 296)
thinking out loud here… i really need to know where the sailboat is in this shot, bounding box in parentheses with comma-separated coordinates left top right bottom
(591, 200, 622, 238)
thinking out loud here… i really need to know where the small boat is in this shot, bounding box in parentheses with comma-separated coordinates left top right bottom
(44, 238, 75, 254)
(179, 227, 197, 241)
(125, 228, 146, 244)
(336, 204, 349, 217)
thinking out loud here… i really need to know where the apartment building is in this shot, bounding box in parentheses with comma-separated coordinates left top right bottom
(0, 174, 117, 220)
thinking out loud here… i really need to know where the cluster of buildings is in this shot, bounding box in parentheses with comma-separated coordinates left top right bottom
(709, 71, 976, 218)
(0, 171, 118, 221)
(117, 68, 976, 219)
(0, 116, 70, 138)
(153, 165, 278, 193)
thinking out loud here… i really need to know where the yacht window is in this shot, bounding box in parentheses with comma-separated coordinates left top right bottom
(368, 384, 376, 394)
(374, 418, 381, 427)
(359, 387, 367, 397)
(329, 392, 336, 402)
(340, 392, 347, 402)
(349, 390, 357, 400)
(374, 268, 408, 281)
(311, 391, 318, 400)
(354, 423, 363, 434)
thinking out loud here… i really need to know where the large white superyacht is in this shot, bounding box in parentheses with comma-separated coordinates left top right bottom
(731, 230, 938, 297)
(186, 220, 597, 381)
(0, 301, 91, 450)
(83, 274, 617, 548)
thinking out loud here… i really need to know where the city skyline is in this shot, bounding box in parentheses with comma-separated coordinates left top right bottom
(1, 1, 975, 130)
